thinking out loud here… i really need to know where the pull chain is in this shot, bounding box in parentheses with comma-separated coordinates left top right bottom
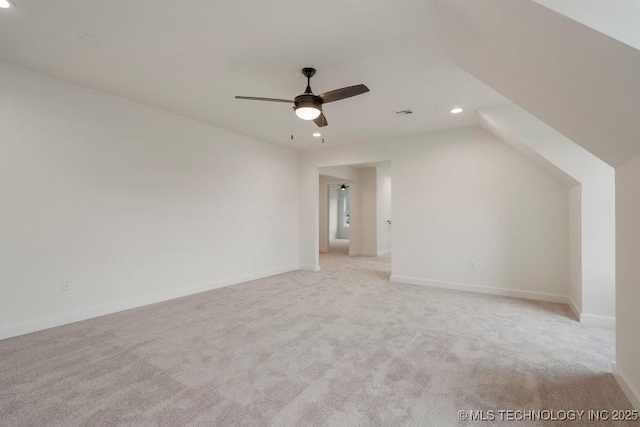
(290, 107, 294, 141)
(322, 121, 326, 143)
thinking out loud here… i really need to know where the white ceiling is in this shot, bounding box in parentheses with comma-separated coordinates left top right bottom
(533, 0, 640, 52)
(434, 0, 640, 167)
(0, 0, 507, 150)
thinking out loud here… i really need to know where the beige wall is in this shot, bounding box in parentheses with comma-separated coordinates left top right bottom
(615, 155, 640, 409)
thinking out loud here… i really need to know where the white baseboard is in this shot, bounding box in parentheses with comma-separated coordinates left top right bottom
(568, 297, 581, 321)
(349, 250, 391, 257)
(0, 265, 299, 341)
(613, 361, 640, 410)
(390, 275, 616, 328)
(580, 313, 616, 328)
(566, 298, 615, 328)
(348, 251, 378, 257)
(390, 275, 569, 304)
(567, 298, 616, 328)
(298, 264, 321, 272)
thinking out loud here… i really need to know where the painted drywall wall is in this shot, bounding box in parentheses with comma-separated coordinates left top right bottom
(300, 127, 570, 301)
(0, 61, 299, 339)
(329, 186, 339, 239)
(376, 164, 392, 256)
(615, 155, 640, 410)
(478, 105, 615, 326)
(318, 176, 336, 253)
(569, 185, 582, 315)
(318, 166, 358, 182)
(353, 168, 377, 256)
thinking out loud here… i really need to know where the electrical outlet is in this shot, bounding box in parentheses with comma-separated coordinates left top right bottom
(62, 279, 71, 291)
(469, 260, 477, 270)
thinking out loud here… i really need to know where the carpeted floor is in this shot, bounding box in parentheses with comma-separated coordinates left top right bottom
(0, 243, 635, 426)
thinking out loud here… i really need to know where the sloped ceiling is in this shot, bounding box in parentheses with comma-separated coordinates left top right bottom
(434, 0, 640, 167)
(478, 110, 579, 189)
(533, 0, 640, 51)
(0, 0, 507, 150)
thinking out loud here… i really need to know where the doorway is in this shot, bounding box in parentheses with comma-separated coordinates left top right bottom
(318, 161, 392, 263)
(329, 184, 350, 253)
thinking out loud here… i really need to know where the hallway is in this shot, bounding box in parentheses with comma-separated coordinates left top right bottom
(328, 238, 350, 255)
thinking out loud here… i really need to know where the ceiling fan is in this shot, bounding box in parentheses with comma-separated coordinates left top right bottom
(235, 67, 369, 128)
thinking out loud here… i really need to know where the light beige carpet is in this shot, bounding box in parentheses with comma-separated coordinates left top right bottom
(0, 246, 635, 426)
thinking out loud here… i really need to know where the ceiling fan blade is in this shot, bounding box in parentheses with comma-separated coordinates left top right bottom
(318, 84, 369, 103)
(313, 112, 328, 127)
(235, 96, 294, 103)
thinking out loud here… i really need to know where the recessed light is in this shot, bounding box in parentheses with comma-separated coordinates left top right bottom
(450, 107, 463, 114)
(0, 0, 13, 9)
(313, 132, 322, 137)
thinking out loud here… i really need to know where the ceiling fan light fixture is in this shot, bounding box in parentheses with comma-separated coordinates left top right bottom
(294, 93, 323, 120)
(235, 67, 369, 130)
(295, 106, 321, 121)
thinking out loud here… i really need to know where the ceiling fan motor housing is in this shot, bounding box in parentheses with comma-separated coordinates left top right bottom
(294, 93, 323, 112)
(296, 67, 322, 112)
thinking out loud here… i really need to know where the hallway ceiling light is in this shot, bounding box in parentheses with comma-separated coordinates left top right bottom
(313, 132, 322, 137)
(450, 107, 463, 114)
(0, 0, 13, 8)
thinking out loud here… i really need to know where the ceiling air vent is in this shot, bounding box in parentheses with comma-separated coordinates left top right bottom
(79, 33, 100, 46)
(393, 109, 413, 116)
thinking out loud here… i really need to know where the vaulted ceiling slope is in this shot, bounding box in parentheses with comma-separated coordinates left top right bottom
(434, 0, 640, 167)
(533, 0, 640, 52)
(0, 0, 506, 149)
